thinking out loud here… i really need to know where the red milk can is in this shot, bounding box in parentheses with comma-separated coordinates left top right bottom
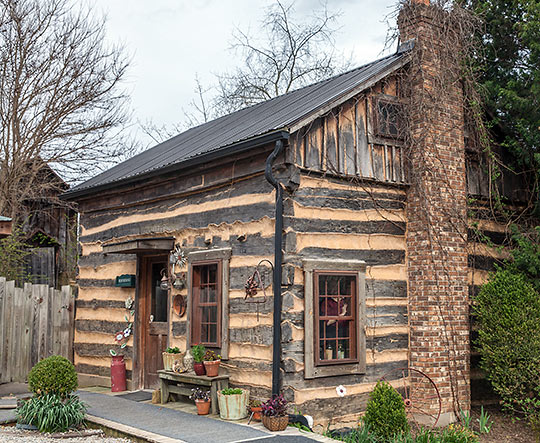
(111, 355, 127, 392)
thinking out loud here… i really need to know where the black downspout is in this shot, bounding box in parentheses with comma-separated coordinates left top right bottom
(265, 139, 285, 397)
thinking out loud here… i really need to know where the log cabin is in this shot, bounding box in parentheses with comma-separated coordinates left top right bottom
(62, 0, 528, 429)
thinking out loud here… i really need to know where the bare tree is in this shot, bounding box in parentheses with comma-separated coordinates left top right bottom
(213, 1, 350, 115)
(145, 0, 351, 133)
(0, 0, 132, 220)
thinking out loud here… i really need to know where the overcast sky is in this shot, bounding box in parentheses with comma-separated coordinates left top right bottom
(87, 0, 399, 147)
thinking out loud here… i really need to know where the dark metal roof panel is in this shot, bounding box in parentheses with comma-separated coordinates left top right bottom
(67, 50, 409, 197)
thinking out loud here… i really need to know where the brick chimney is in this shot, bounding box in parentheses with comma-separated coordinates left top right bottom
(399, 0, 470, 425)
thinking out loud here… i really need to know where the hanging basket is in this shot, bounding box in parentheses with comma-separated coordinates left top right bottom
(262, 414, 289, 431)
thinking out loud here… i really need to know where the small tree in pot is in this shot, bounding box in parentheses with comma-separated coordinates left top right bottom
(261, 394, 289, 431)
(189, 387, 211, 415)
(191, 344, 206, 376)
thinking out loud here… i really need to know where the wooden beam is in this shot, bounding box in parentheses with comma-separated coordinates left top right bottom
(102, 237, 174, 254)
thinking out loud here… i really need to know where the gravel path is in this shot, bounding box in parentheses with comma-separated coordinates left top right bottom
(0, 426, 133, 442)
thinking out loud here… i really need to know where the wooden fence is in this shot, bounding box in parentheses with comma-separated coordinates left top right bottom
(0, 278, 74, 383)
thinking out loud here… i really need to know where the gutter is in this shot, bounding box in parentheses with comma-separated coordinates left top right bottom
(61, 130, 290, 201)
(264, 137, 288, 397)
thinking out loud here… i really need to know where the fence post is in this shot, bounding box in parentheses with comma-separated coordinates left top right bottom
(0, 277, 5, 383)
(20, 283, 33, 381)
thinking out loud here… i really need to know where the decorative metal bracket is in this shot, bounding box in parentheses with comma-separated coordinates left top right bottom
(244, 259, 274, 320)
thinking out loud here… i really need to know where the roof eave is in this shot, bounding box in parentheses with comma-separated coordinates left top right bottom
(61, 129, 290, 201)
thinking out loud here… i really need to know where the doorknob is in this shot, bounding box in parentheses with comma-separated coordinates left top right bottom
(149, 314, 154, 323)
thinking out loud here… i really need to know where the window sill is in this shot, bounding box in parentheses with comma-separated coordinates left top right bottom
(305, 362, 365, 379)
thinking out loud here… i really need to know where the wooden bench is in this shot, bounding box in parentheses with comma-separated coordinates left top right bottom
(158, 370, 230, 415)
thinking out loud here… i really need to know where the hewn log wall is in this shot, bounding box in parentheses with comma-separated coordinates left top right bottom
(75, 149, 280, 394)
(282, 174, 408, 427)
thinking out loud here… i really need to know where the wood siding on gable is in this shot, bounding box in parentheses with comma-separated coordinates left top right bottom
(290, 78, 406, 185)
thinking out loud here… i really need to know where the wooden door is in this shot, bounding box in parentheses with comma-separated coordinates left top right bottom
(140, 256, 169, 388)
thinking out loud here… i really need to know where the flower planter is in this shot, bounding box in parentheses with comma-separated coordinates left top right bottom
(262, 415, 289, 431)
(195, 399, 211, 415)
(250, 406, 263, 421)
(162, 352, 183, 371)
(193, 362, 206, 376)
(203, 360, 220, 377)
(217, 389, 249, 420)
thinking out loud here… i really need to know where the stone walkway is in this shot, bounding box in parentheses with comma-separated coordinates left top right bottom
(1, 383, 332, 443)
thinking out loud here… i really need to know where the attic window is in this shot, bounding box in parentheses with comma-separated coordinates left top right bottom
(374, 97, 403, 139)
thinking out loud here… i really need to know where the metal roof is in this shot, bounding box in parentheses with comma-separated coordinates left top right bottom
(64, 46, 411, 199)
(0, 216, 11, 222)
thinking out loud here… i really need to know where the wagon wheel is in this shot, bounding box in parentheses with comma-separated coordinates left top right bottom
(380, 367, 442, 429)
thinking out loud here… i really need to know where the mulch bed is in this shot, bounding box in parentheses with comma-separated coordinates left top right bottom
(472, 405, 536, 443)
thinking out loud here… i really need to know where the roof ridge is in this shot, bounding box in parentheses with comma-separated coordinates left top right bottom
(183, 50, 403, 129)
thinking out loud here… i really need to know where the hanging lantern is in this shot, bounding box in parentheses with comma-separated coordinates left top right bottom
(160, 268, 169, 291)
(173, 272, 186, 290)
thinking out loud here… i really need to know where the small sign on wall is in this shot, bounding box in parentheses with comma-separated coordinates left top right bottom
(115, 274, 136, 288)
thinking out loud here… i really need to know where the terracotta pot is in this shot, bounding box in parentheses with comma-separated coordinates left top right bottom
(250, 406, 262, 421)
(262, 414, 289, 432)
(193, 361, 206, 376)
(203, 360, 220, 377)
(195, 399, 211, 415)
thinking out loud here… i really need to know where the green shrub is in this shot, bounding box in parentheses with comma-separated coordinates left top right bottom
(16, 393, 87, 433)
(28, 355, 78, 398)
(363, 381, 409, 440)
(473, 269, 540, 416)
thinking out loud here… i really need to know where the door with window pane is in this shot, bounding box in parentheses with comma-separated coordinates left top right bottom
(141, 256, 169, 388)
(191, 261, 221, 347)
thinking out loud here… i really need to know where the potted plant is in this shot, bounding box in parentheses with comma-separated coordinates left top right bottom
(202, 350, 221, 377)
(191, 344, 206, 376)
(162, 346, 183, 371)
(217, 388, 249, 420)
(250, 399, 263, 421)
(189, 387, 211, 415)
(261, 394, 289, 431)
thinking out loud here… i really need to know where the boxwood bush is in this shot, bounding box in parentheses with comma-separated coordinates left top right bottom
(363, 380, 409, 439)
(28, 355, 78, 398)
(474, 269, 540, 416)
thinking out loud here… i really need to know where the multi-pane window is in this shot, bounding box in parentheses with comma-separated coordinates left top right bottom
(315, 273, 357, 366)
(303, 259, 366, 379)
(191, 261, 221, 347)
(375, 98, 403, 139)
